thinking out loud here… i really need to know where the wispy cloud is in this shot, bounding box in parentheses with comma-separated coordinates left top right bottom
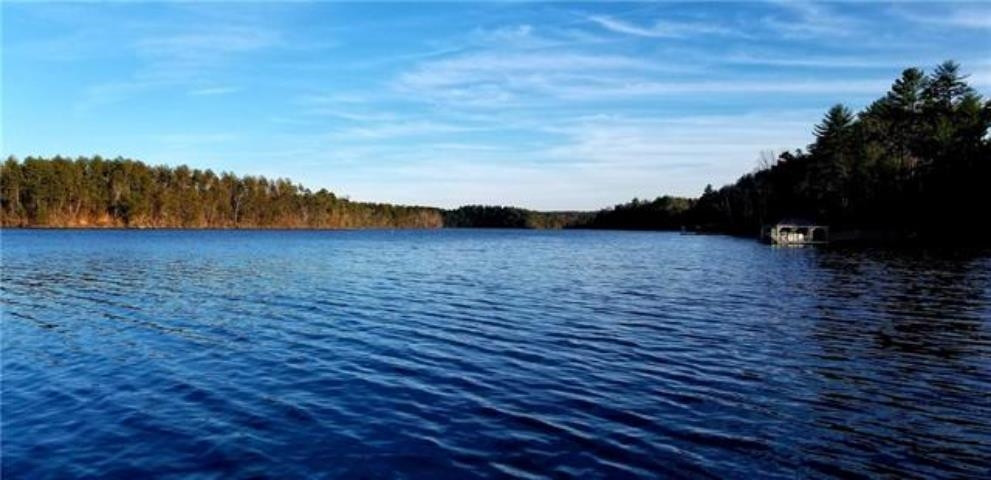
(761, 1, 862, 39)
(468, 23, 613, 49)
(402, 51, 655, 83)
(541, 111, 818, 169)
(394, 50, 698, 107)
(722, 52, 991, 72)
(78, 20, 283, 110)
(892, 4, 991, 30)
(471, 24, 546, 47)
(393, 47, 891, 108)
(152, 133, 237, 144)
(188, 86, 240, 96)
(547, 78, 892, 99)
(130, 27, 281, 85)
(588, 15, 738, 38)
(135, 28, 279, 59)
(297, 93, 370, 106)
(276, 110, 825, 209)
(326, 121, 478, 141)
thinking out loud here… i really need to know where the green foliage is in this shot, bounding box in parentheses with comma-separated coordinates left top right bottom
(688, 60, 989, 239)
(442, 205, 530, 228)
(578, 196, 692, 230)
(0, 158, 588, 230)
(0, 157, 445, 229)
(442, 205, 590, 229)
(566, 61, 989, 240)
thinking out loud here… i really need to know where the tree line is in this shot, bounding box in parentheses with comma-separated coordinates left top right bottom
(0, 157, 590, 229)
(0, 157, 443, 228)
(442, 205, 591, 229)
(2, 61, 987, 239)
(578, 61, 990, 242)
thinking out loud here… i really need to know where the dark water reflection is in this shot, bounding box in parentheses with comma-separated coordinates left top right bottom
(800, 249, 991, 479)
(2, 230, 989, 479)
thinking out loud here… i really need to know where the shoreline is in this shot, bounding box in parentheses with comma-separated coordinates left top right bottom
(4, 225, 988, 248)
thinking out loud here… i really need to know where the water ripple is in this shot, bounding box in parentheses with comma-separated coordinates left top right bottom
(2, 230, 989, 478)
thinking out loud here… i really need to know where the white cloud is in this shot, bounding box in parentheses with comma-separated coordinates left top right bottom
(762, 1, 862, 39)
(79, 22, 283, 110)
(393, 47, 892, 107)
(326, 121, 478, 140)
(540, 112, 816, 171)
(470, 24, 545, 47)
(189, 86, 240, 96)
(546, 77, 892, 99)
(893, 5, 991, 30)
(297, 93, 370, 106)
(151, 133, 237, 145)
(130, 27, 281, 86)
(394, 50, 704, 107)
(588, 15, 738, 39)
(400, 51, 655, 87)
(217, 109, 826, 210)
(467, 23, 614, 50)
(135, 28, 279, 59)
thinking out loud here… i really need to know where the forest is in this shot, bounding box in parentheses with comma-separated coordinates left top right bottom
(442, 205, 591, 229)
(579, 60, 990, 241)
(2, 61, 988, 239)
(0, 157, 443, 228)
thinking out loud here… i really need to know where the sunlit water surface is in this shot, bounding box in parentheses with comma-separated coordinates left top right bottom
(2, 230, 989, 478)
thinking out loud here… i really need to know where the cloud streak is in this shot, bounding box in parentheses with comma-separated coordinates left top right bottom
(588, 15, 738, 38)
(189, 86, 240, 96)
(393, 47, 894, 108)
(761, 1, 863, 39)
(892, 4, 991, 30)
(77, 18, 284, 109)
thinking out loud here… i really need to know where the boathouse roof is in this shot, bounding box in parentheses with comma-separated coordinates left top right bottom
(774, 217, 820, 227)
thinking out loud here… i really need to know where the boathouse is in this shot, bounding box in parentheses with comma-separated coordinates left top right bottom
(762, 218, 828, 245)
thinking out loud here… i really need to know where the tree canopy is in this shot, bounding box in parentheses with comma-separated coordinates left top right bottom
(0, 157, 443, 229)
(582, 61, 989, 242)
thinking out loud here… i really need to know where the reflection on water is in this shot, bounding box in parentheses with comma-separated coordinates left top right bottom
(2, 230, 989, 478)
(800, 249, 991, 478)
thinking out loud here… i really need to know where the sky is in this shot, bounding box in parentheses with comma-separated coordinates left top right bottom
(3, 1, 990, 210)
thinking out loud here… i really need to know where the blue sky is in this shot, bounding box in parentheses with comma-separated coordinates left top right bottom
(3, 1, 990, 210)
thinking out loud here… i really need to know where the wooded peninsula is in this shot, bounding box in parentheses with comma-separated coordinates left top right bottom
(2, 61, 987, 242)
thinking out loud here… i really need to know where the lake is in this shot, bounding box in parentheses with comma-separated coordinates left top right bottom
(2, 229, 989, 478)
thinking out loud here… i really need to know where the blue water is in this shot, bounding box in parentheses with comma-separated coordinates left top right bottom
(2, 229, 990, 479)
